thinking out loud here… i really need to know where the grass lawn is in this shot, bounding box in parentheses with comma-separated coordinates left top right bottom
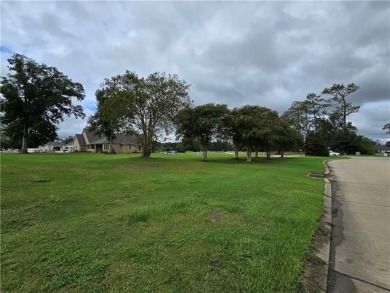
(1, 152, 326, 292)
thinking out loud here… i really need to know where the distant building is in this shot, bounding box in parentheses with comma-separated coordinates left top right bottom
(38, 141, 66, 152)
(375, 144, 390, 153)
(73, 128, 140, 153)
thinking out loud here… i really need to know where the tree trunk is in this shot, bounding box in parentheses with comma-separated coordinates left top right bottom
(255, 149, 259, 158)
(202, 145, 208, 161)
(266, 149, 271, 160)
(246, 146, 252, 163)
(234, 145, 239, 159)
(142, 134, 151, 158)
(281, 150, 285, 158)
(21, 126, 28, 153)
(142, 143, 151, 157)
(142, 148, 151, 157)
(109, 136, 114, 153)
(343, 98, 347, 128)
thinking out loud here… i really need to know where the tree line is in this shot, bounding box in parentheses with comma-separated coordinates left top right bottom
(1, 54, 384, 156)
(175, 104, 302, 161)
(281, 84, 377, 155)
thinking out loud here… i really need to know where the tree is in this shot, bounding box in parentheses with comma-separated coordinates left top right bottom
(273, 121, 303, 158)
(228, 106, 261, 162)
(0, 114, 57, 149)
(226, 108, 244, 159)
(0, 54, 85, 152)
(281, 100, 310, 138)
(357, 136, 375, 155)
(209, 140, 233, 152)
(62, 136, 75, 144)
(330, 124, 360, 154)
(259, 109, 283, 160)
(181, 137, 201, 152)
(175, 103, 230, 161)
(228, 105, 278, 162)
(322, 83, 360, 128)
(304, 93, 328, 133)
(98, 71, 192, 158)
(304, 131, 329, 157)
(383, 123, 390, 134)
(88, 79, 128, 153)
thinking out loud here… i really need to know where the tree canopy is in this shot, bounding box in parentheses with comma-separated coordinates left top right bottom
(0, 54, 85, 152)
(175, 104, 301, 162)
(282, 82, 365, 155)
(383, 123, 390, 134)
(175, 103, 230, 161)
(90, 71, 192, 157)
(229, 106, 275, 162)
(322, 83, 360, 128)
(88, 79, 128, 153)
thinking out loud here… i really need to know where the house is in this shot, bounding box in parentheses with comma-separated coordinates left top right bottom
(38, 141, 66, 152)
(38, 141, 73, 153)
(73, 128, 140, 153)
(375, 144, 390, 153)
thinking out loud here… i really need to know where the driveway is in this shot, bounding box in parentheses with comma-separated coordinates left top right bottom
(327, 157, 390, 292)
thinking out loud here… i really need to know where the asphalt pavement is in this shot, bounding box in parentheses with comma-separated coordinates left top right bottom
(327, 157, 390, 292)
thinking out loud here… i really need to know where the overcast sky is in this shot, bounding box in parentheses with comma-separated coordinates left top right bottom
(1, 1, 389, 143)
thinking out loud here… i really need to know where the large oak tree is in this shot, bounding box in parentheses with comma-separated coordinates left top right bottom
(0, 54, 85, 152)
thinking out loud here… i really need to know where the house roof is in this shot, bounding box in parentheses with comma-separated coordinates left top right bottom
(82, 128, 139, 146)
(46, 141, 65, 147)
(75, 134, 86, 146)
(83, 128, 102, 144)
(375, 145, 390, 151)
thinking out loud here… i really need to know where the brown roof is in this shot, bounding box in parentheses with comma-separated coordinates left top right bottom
(83, 128, 103, 144)
(75, 134, 86, 146)
(82, 128, 139, 146)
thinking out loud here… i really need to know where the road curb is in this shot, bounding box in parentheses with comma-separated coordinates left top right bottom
(301, 161, 332, 292)
(321, 161, 332, 290)
(313, 161, 332, 292)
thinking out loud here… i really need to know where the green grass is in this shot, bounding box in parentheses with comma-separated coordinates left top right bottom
(1, 152, 326, 292)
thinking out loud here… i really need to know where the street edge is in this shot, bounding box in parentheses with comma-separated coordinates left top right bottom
(300, 160, 332, 292)
(322, 161, 332, 292)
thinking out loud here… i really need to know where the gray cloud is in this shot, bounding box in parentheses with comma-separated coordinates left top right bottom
(1, 1, 389, 143)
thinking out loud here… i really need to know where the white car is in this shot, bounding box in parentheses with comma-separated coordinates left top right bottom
(329, 150, 340, 156)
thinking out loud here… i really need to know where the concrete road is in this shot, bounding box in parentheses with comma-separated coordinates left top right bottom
(327, 157, 390, 293)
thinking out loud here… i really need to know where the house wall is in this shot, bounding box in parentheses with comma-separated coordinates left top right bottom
(104, 144, 140, 153)
(82, 130, 88, 144)
(86, 145, 95, 152)
(111, 143, 125, 153)
(73, 138, 86, 152)
(129, 145, 140, 153)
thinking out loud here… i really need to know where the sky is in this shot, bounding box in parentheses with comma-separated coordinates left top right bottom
(1, 1, 390, 143)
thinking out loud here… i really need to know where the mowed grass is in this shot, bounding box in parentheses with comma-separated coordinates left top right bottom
(1, 152, 325, 292)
